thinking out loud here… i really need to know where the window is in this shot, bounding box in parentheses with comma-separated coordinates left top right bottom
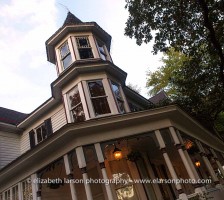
(60, 42, 72, 69)
(35, 123, 47, 144)
(88, 80, 111, 116)
(22, 179, 33, 200)
(76, 37, 94, 59)
(111, 82, 125, 113)
(68, 86, 85, 122)
(29, 118, 53, 148)
(97, 40, 107, 60)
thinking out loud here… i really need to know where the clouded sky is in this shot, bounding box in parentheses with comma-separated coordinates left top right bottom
(0, 0, 162, 113)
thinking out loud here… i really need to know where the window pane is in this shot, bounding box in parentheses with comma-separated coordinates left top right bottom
(76, 37, 91, 48)
(42, 126, 47, 140)
(37, 128, 43, 143)
(118, 99, 125, 113)
(92, 97, 111, 115)
(60, 42, 69, 58)
(78, 49, 93, 59)
(111, 83, 122, 98)
(88, 81, 106, 97)
(62, 54, 72, 69)
(71, 104, 85, 122)
(69, 86, 81, 107)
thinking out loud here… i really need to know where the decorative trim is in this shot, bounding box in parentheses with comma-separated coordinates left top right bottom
(67, 173, 74, 179)
(37, 190, 41, 197)
(175, 144, 182, 150)
(214, 181, 220, 185)
(160, 148, 167, 154)
(99, 162, 105, 169)
(177, 189, 184, 194)
(199, 152, 207, 157)
(80, 167, 87, 174)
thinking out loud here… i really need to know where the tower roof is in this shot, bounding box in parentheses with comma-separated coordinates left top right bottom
(63, 12, 82, 26)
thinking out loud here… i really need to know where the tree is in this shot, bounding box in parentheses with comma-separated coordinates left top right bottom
(125, 0, 224, 87)
(125, 0, 224, 136)
(146, 48, 190, 96)
(127, 83, 141, 94)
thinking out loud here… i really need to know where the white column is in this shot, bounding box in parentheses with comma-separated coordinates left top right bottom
(18, 183, 22, 200)
(195, 141, 221, 188)
(210, 148, 224, 177)
(63, 154, 78, 200)
(76, 146, 93, 200)
(94, 143, 114, 200)
(154, 130, 188, 200)
(170, 127, 205, 193)
(31, 174, 38, 200)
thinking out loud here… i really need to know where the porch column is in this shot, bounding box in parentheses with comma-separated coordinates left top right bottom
(195, 141, 222, 189)
(154, 130, 188, 200)
(18, 183, 22, 200)
(169, 127, 205, 193)
(63, 154, 78, 200)
(210, 148, 224, 177)
(76, 146, 93, 200)
(31, 174, 41, 200)
(94, 143, 114, 200)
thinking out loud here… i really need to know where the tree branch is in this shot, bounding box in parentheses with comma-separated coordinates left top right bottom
(197, 0, 224, 87)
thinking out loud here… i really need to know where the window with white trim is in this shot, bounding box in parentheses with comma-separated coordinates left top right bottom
(59, 42, 72, 69)
(68, 85, 86, 122)
(88, 80, 111, 116)
(22, 179, 33, 200)
(76, 37, 94, 59)
(34, 123, 47, 144)
(97, 40, 107, 60)
(111, 82, 125, 113)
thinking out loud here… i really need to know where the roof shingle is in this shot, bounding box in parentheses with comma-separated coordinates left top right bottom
(0, 107, 28, 125)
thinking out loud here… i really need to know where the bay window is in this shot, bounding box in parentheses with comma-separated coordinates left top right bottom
(88, 80, 111, 116)
(68, 86, 85, 122)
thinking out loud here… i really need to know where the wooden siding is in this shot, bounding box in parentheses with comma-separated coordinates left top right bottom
(51, 108, 67, 133)
(0, 131, 20, 169)
(20, 105, 67, 154)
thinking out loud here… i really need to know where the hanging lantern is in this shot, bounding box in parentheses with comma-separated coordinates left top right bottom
(195, 160, 201, 168)
(184, 139, 193, 150)
(113, 146, 122, 160)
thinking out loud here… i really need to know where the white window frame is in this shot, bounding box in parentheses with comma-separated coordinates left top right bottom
(76, 36, 94, 59)
(87, 79, 111, 117)
(34, 123, 47, 145)
(59, 41, 72, 70)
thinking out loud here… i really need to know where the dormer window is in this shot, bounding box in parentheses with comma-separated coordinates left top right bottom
(111, 82, 125, 113)
(68, 85, 85, 122)
(88, 80, 111, 116)
(76, 37, 94, 59)
(60, 42, 72, 69)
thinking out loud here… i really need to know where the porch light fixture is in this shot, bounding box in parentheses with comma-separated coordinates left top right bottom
(113, 146, 122, 160)
(195, 160, 201, 168)
(184, 139, 193, 150)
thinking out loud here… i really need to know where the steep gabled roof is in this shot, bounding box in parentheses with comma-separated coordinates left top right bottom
(0, 107, 28, 125)
(63, 12, 82, 26)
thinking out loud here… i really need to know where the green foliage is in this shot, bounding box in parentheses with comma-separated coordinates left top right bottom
(125, 0, 224, 135)
(146, 48, 190, 96)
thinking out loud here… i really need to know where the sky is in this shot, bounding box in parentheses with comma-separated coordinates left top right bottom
(0, 0, 162, 113)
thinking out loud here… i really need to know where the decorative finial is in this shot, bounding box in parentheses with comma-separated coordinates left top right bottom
(57, 2, 70, 12)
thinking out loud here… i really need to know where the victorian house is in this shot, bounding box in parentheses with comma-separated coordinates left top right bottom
(1, 12, 224, 200)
